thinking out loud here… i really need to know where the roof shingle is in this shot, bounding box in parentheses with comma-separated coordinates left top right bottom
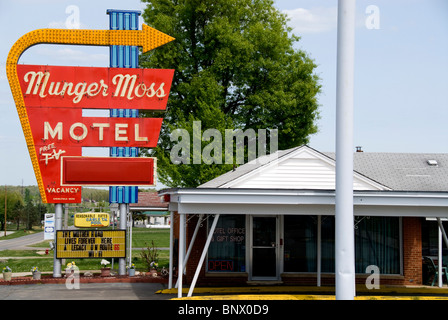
(200, 146, 448, 192)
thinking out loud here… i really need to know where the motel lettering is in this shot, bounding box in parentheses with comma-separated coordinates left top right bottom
(46, 187, 80, 194)
(43, 121, 149, 143)
(23, 71, 168, 104)
(18, 65, 174, 110)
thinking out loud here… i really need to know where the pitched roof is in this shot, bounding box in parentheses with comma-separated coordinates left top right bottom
(199, 145, 448, 192)
(129, 192, 168, 210)
(199, 148, 295, 189)
(325, 151, 448, 191)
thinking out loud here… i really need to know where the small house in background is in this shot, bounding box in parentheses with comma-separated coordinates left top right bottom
(130, 191, 170, 228)
(161, 145, 448, 294)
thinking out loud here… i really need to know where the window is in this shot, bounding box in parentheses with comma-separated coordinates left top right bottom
(354, 217, 400, 274)
(422, 219, 448, 261)
(207, 215, 246, 272)
(283, 216, 335, 272)
(284, 216, 317, 272)
(283, 216, 401, 275)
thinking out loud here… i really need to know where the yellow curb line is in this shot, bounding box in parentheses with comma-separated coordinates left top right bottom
(158, 285, 448, 300)
(171, 294, 448, 301)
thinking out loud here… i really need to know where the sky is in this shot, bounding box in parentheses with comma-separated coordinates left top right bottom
(0, 0, 447, 189)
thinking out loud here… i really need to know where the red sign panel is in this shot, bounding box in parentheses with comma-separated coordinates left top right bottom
(17, 64, 174, 110)
(38, 146, 82, 204)
(15, 64, 171, 203)
(62, 157, 156, 186)
(26, 108, 163, 203)
(17, 65, 172, 203)
(27, 108, 163, 148)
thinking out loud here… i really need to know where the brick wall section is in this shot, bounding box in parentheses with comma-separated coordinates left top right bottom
(185, 214, 207, 284)
(183, 214, 248, 287)
(402, 217, 422, 285)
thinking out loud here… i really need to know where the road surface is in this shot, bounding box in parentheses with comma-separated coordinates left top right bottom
(0, 282, 172, 300)
(0, 231, 45, 251)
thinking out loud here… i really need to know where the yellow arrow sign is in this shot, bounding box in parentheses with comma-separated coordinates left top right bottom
(6, 24, 174, 203)
(7, 24, 174, 63)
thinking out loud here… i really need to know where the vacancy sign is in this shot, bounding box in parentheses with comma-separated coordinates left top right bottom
(6, 24, 174, 203)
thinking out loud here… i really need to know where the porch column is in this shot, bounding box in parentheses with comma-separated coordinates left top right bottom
(168, 211, 174, 289)
(437, 218, 448, 248)
(437, 218, 448, 287)
(439, 225, 442, 287)
(188, 214, 220, 297)
(175, 214, 204, 288)
(317, 215, 321, 287)
(178, 213, 186, 298)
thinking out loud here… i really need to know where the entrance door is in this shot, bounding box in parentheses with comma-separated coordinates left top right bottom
(250, 216, 279, 280)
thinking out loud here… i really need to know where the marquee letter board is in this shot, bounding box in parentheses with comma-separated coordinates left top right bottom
(56, 230, 126, 259)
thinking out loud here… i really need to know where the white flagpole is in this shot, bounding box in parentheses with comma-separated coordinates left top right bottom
(335, 0, 356, 300)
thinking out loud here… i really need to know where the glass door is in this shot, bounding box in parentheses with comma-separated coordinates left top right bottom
(250, 216, 279, 280)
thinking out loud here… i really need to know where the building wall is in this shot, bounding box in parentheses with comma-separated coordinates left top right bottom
(402, 217, 423, 285)
(178, 214, 423, 287)
(184, 214, 213, 285)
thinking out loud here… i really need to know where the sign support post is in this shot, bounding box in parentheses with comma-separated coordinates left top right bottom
(53, 203, 63, 277)
(335, 0, 356, 300)
(107, 9, 142, 276)
(118, 203, 128, 275)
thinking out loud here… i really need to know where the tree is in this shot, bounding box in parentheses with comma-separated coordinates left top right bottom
(11, 200, 25, 230)
(140, 0, 321, 187)
(0, 188, 23, 232)
(23, 188, 45, 230)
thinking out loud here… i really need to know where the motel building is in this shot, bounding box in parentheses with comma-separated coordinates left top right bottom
(160, 145, 448, 293)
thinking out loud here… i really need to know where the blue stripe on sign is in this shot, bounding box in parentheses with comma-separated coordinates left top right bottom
(107, 10, 141, 204)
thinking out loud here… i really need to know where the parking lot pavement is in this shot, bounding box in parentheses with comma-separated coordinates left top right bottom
(0, 282, 174, 300)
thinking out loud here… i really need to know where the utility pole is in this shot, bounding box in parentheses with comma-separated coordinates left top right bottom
(4, 185, 6, 237)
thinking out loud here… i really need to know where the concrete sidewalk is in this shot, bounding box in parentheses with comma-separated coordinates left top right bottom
(0, 282, 172, 300)
(1, 280, 448, 300)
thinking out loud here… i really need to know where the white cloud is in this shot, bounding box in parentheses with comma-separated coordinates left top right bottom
(47, 21, 68, 28)
(20, 45, 109, 67)
(0, 64, 6, 81)
(283, 7, 337, 34)
(52, 47, 108, 63)
(47, 4, 83, 29)
(47, 21, 88, 29)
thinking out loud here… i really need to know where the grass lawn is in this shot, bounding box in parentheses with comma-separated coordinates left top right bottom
(131, 228, 170, 248)
(0, 227, 171, 273)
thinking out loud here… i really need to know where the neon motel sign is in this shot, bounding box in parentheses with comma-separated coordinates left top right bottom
(6, 24, 174, 203)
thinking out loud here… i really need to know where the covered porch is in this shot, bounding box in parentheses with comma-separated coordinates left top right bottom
(161, 188, 448, 297)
